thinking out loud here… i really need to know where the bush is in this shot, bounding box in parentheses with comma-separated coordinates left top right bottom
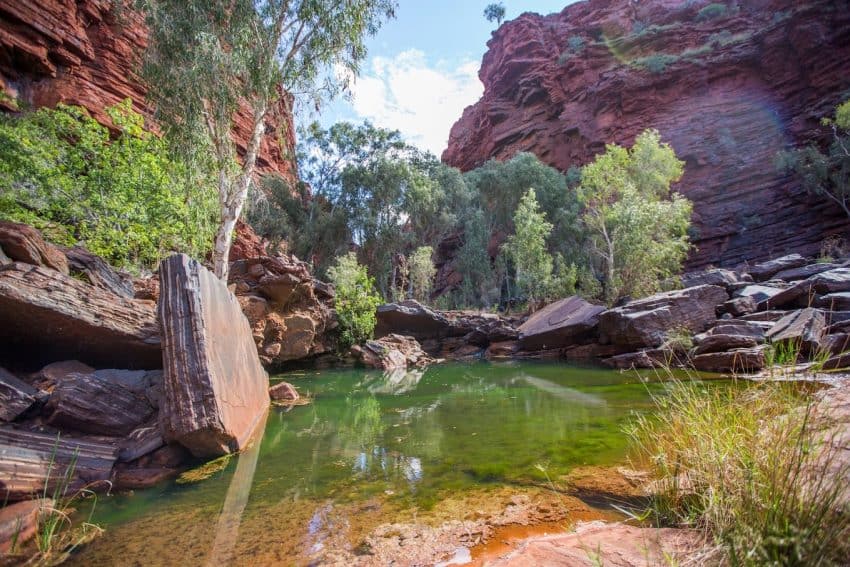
(627, 379, 850, 565)
(0, 100, 217, 272)
(327, 252, 383, 350)
(636, 53, 679, 73)
(696, 3, 727, 22)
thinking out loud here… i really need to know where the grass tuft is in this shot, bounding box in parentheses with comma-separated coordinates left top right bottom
(626, 376, 850, 565)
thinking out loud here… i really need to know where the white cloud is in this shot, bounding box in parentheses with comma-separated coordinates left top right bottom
(348, 49, 483, 155)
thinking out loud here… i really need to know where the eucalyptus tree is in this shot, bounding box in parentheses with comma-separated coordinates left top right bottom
(501, 188, 554, 305)
(484, 3, 506, 25)
(578, 129, 691, 304)
(139, 0, 396, 279)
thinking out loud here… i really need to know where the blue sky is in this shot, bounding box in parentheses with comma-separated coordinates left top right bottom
(308, 0, 577, 155)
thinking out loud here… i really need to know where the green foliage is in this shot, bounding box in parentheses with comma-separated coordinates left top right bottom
(558, 35, 585, 65)
(776, 99, 850, 218)
(138, 0, 396, 277)
(635, 53, 679, 74)
(483, 3, 505, 25)
(408, 246, 436, 302)
(578, 129, 691, 304)
(501, 189, 554, 304)
(628, 378, 850, 565)
(0, 100, 217, 271)
(696, 3, 727, 21)
(327, 252, 383, 350)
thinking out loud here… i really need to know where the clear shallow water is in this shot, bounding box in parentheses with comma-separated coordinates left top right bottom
(69, 362, 689, 565)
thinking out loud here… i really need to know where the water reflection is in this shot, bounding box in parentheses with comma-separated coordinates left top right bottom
(72, 362, 668, 566)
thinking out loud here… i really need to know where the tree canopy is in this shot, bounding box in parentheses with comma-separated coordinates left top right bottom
(484, 3, 506, 25)
(139, 0, 396, 279)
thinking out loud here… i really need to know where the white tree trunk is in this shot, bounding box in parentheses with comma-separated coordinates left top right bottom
(212, 103, 268, 280)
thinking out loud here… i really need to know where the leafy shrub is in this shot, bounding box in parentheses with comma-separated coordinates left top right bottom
(408, 246, 436, 302)
(636, 53, 679, 73)
(696, 3, 727, 21)
(327, 252, 383, 350)
(558, 35, 586, 65)
(0, 100, 217, 272)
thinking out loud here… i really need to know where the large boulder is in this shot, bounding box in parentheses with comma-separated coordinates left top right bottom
(692, 346, 768, 373)
(0, 221, 68, 274)
(159, 254, 270, 458)
(45, 373, 154, 436)
(351, 334, 435, 370)
(765, 308, 826, 356)
(0, 263, 161, 369)
(680, 268, 739, 290)
(0, 367, 38, 422)
(599, 285, 728, 349)
(747, 254, 808, 282)
(773, 262, 840, 282)
(375, 300, 457, 339)
(517, 296, 605, 351)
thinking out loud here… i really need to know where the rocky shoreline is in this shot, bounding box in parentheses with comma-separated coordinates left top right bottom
(2, 217, 850, 561)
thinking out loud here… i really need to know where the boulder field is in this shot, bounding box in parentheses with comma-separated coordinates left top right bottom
(375, 254, 850, 374)
(0, 221, 303, 540)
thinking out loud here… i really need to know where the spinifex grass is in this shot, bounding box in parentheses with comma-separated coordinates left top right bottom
(626, 376, 850, 565)
(29, 440, 104, 566)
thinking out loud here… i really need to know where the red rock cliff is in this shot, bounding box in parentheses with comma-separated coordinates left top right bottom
(443, 0, 850, 269)
(0, 0, 295, 180)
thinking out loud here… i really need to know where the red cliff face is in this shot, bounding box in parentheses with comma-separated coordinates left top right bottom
(443, 0, 850, 269)
(0, 0, 295, 180)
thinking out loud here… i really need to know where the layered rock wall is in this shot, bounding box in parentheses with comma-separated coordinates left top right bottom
(0, 0, 295, 179)
(443, 0, 850, 269)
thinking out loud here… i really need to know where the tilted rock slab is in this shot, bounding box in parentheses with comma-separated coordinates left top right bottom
(159, 254, 269, 458)
(0, 367, 38, 422)
(0, 262, 161, 369)
(599, 285, 728, 349)
(518, 296, 605, 351)
(45, 373, 153, 436)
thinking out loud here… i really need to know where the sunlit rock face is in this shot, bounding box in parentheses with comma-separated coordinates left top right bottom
(443, 0, 850, 269)
(0, 1, 295, 180)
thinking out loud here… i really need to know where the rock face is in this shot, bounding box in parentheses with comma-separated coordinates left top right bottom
(0, 1, 295, 180)
(765, 308, 826, 355)
(158, 254, 269, 458)
(599, 285, 727, 349)
(517, 296, 605, 351)
(442, 0, 850, 269)
(0, 262, 161, 369)
(229, 255, 335, 366)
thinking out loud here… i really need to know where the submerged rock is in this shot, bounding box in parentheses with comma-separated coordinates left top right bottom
(159, 254, 269, 458)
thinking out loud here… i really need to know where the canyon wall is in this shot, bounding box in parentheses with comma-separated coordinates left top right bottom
(443, 0, 850, 269)
(0, 0, 295, 179)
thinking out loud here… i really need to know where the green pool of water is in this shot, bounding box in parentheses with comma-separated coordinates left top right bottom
(68, 361, 695, 565)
